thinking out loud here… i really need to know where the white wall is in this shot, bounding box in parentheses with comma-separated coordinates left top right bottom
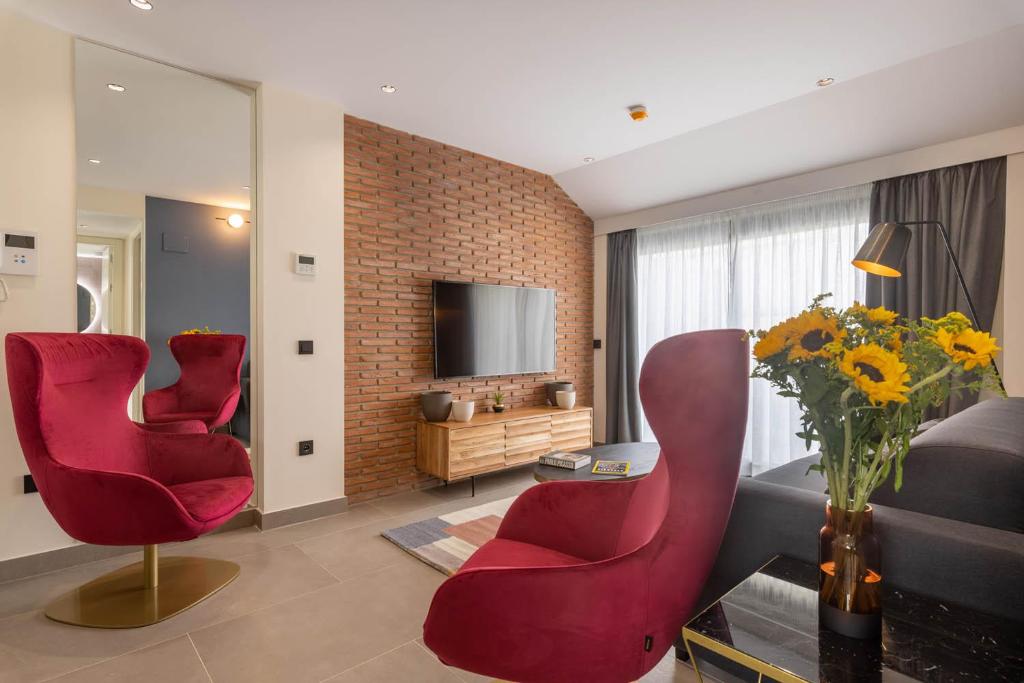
(0, 10, 79, 561)
(595, 125, 1024, 236)
(999, 153, 1024, 395)
(256, 84, 345, 513)
(593, 130, 1024, 430)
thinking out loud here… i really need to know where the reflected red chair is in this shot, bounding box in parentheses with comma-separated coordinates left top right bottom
(143, 333, 246, 431)
(422, 329, 749, 682)
(5, 333, 253, 628)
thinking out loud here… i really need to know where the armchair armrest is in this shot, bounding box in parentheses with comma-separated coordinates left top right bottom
(144, 431, 252, 486)
(142, 385, 179, 420)
(424, 554, 651, 682)
(36, 460, 194, 546)
(136, 420, 208, 435)
(497, 464, 665, 562)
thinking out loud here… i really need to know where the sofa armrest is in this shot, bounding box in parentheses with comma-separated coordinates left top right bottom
(702, 477, 1024, 621)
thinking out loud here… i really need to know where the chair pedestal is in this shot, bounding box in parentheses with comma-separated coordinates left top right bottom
(45, 545, 240, 628)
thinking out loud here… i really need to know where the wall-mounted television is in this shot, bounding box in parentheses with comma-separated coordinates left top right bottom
(433, 281, 556, 379)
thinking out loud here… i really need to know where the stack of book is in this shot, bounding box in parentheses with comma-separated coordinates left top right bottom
(538, 450, 591, 470)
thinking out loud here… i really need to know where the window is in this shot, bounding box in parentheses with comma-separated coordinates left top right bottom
(636, 185, 871, 474)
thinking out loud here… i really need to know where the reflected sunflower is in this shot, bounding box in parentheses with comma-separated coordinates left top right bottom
(839, 344, 911, 405)
(934, 327, 1000, 370)
(786, 310, 844, 361)
(850, 302, 898, 326)
(753, 320, 793, 361)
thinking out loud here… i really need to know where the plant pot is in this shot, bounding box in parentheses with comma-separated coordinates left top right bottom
(545, 382, 574, 406)
(819, 501, 882, 639)
(451, 400, 475, 422)
(421, 391, 453, 422)
(555, 390, 576, 410)
(492, 404, 505, 413)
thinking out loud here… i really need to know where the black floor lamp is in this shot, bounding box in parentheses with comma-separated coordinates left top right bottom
(852, 220, 1004, 391)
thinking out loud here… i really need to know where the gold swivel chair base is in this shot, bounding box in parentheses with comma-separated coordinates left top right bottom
(45, 545, 240, 629)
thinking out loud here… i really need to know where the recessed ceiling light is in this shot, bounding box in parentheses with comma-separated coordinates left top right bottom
(79, 224, 88, 229)
(88, 158, 102, 164)
(583, 157, 595, 163)
(380, 84, 397, 94)
(129, 0, 154, 10)
(107, 83, 126, 93)
(816, 77, 835, 87)
(242, 186, 250, 191)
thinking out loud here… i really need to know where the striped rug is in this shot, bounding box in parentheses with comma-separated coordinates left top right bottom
(381, 497, 517, 575)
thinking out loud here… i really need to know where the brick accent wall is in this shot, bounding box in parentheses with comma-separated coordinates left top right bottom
(344, 115, 594, 502)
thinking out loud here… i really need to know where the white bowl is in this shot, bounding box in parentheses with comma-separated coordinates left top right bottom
(555, 390, 576, 410)
(451, 400, 476, 422)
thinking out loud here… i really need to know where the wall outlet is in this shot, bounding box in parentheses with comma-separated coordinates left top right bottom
(298, 340, 314, 355)
(593, 339, 602, 349)
(298, 440, 314, 456)
(23, 474, 37, 494)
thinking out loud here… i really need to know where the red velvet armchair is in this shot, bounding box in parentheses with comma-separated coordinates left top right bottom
(143, 333, 246, 431)
(5, 333, 254, 627)
(423, 329, 749, 682)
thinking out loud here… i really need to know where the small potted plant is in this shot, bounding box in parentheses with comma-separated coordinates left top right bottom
(492, 391, 506, 413)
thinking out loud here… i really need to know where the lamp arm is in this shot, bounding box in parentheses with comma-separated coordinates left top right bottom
(901, 220, 1004, 392)
(899, 221, 982, 330)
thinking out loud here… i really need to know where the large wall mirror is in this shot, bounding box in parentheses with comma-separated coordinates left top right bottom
(74, 39, 256, 489)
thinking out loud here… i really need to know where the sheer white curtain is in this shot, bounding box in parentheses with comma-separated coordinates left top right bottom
(636, 185, 871, 475)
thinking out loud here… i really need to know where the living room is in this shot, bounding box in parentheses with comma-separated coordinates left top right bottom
(1, 2, 1022, 682)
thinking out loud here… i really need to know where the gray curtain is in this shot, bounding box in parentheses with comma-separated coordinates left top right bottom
(866, 156, 1006, 415)
(606, 229, 642, 443)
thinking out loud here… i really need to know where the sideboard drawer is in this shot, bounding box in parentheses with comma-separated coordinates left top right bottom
(551, 410, 592, 451)
(505, 416, 552, 466)
(450, 424, 506, 477)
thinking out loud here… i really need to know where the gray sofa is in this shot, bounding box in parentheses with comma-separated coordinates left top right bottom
(695, 397, 1024, 634)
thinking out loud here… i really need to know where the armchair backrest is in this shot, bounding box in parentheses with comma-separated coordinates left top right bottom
(6, 333, 149, 479)
(639, 329, 748, 666)
(167, 334, 245, 412)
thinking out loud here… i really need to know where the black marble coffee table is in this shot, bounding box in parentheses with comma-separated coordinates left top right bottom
(682, 555, 1024, 682)
(532, 442, 660, 483)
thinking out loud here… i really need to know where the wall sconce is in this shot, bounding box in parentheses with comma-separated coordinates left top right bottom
(217, 213, 249, 229)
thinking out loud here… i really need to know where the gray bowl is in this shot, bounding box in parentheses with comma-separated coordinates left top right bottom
(421, 391, 453, 422)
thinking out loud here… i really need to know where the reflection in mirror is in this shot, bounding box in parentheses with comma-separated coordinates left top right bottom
(76, 284, 96, 333)
(74, 40, 254, 454)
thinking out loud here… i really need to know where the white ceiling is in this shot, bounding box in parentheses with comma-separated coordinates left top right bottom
(8, 0, 1024, 219)
(560, 24, 1024, 218)
(75, 39, 252, 211)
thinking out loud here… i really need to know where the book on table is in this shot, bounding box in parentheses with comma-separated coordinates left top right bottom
(538, 450, 592, 470)
(592, 460, 630, 476)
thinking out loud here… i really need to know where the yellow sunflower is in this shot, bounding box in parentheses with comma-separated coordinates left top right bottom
(786, 310, 845, 361)
(850, 302, 898, 326)
(839, 344, 911, 405)
(934, 327, 1000, 371)
(753, 320, 792, 361)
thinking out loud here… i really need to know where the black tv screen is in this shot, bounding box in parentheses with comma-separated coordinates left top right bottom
(433, 281, 556, 378)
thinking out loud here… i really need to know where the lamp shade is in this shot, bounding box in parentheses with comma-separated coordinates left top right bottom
(852, 222, 913, 277)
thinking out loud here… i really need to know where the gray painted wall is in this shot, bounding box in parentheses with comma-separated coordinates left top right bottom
(144, 196, 250, 392)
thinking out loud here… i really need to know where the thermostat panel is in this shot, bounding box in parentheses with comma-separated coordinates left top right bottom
(294, 253, 317, 276)
(0, 231, 38, 275)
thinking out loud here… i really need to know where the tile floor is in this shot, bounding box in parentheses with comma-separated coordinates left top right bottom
(0, 468, 703, 682)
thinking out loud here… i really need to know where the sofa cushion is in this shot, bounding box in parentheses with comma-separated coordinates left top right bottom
(869, 397, 1024, 533)
(753, 456, 825, 493)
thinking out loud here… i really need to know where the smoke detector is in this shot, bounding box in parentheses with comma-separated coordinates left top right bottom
(628, 105, 648, 122)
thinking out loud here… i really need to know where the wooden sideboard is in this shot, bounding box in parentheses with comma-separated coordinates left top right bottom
(416, 405, 593, 485)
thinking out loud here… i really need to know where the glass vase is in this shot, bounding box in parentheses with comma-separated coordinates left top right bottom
(819, 501, 882, 639)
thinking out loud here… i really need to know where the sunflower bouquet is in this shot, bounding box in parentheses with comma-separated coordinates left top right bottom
(749, 294, 1002, 515)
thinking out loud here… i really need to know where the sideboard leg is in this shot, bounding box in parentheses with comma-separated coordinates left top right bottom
(471, 476, 476, 497)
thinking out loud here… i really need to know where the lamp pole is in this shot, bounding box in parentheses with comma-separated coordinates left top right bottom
(894, 221, 1004, 392)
